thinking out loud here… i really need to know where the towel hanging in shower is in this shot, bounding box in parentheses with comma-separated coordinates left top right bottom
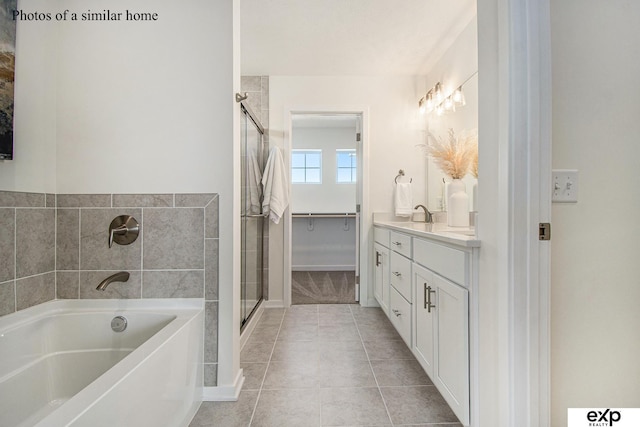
(262, 147, 289, 224)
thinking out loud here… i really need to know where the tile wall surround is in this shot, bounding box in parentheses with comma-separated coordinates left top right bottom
(241, 75, 270, 300)
(0, 191, 56, 316)
(0, 190, 220, 386)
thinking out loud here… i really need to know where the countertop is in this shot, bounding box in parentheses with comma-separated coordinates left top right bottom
(373, 219, 481, 248)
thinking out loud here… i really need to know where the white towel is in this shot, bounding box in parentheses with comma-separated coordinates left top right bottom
(261, 147, 289, 224)
(395, 183, 413, 217)
(247, 148, 263, 215)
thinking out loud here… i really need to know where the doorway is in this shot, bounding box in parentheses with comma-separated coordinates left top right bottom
(288, 113, 363, 305)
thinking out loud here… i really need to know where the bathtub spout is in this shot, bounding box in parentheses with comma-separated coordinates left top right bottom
(96, 271, 130, 291)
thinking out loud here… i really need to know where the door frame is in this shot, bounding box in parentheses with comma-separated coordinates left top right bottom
(283, 106, 370, 307)
(477, 0, 551, 424)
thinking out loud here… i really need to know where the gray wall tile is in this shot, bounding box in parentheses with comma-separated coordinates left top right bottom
(204, 363, 218, 387)
(0, 281, 15, 316)
(0, 208, 15, 282)
(56, 209, 80, 270)
(0, 191, 45, 207)
(142, 270, 204, 298)
(175, 193, 216, 208)
(16, 272, 55, 311)
(45, 194, 55, 208)
(80, 270, 142, 299)
(80, 208, 142, 270)
(205, 301, 218, 363)
(205, 239, 219, 301)
(205, 195, 219, 238)
(16, 209, 55, 278)
(113, 194, 173, 208)
(57, 194, 111, 208)
(56, 271, 80, 299)
(143, 208, 204, 269)
(241, 76, 261, 92)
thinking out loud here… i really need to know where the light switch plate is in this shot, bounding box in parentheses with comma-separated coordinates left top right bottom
(552, 169, 579, 203)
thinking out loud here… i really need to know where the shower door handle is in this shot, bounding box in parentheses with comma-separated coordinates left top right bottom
(242, 213, 268, 218)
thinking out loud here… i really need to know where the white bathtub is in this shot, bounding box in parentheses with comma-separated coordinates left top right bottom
(0, 299, 204, 427)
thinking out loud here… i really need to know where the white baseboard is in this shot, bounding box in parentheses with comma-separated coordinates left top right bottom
(262, 299, 285, 308)
(202, 369, 244, 401)
(292, 265, 356, 271)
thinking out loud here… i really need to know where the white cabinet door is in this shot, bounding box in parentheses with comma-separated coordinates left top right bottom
(413, 263, 469, 426)
(374, 243, 390, 315)
(413, 263, 435, 377)
(433, 273, 469, 426)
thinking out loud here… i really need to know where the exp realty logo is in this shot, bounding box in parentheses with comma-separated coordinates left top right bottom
(568, 408, 640, 427)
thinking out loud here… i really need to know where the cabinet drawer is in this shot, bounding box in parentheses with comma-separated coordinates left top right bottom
(389, 286, 412, 347)
(374, 227, 390, 247)
(389, 231, 412, 258)
(389, 251, 412, 302)
(413, 238, 468, 287)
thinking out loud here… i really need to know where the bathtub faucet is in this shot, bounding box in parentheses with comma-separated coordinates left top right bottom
(96, 271, 130, 291)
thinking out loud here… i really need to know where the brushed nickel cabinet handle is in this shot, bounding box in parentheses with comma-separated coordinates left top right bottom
(392, 271, 402, 277)
(426, 285, 436, 313)
(392, 241, 402, 246)
(375, 251, 381, 266)
(392, 309, 402, 317)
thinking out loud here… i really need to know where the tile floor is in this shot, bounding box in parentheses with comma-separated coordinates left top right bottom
(190, 304, 462, 427)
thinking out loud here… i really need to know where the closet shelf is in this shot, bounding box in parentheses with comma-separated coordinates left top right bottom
(292, 213, 357, 218)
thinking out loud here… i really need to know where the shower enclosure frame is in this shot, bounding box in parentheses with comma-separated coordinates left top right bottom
(239, 101, 266, 330)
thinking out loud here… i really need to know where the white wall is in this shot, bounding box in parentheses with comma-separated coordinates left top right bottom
(550, 1, 640, 424)
(54, 0, 231, 195)
(291, 126, 356, 213)
(0, 1, 57, 193)
(422, 16, 478, 212)
(268, 75, 427, 303)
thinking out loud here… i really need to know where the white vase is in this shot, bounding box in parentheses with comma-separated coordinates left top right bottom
(447, 179, 469, 227)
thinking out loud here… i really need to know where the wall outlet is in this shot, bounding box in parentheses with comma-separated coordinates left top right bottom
(552, 169, 579, 203)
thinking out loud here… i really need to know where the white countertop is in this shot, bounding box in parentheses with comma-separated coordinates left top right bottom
(373, 218, 481, 248)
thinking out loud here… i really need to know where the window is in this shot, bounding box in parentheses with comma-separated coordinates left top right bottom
(291, 149, 322, 183)
(336, 149, 357, 183)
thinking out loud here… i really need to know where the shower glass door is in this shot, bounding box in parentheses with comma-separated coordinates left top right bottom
(240, 104, 265, 329)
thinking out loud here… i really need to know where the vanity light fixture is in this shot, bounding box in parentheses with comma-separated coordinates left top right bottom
(443, 96, 455, 112)
(419, 96, 426, 114)
(452, 86, 465, 106)
(419, 71, 476, 116)
(434, 82, 444, 103)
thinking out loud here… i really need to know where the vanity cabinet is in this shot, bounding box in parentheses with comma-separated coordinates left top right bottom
(373, 222, 478, 427)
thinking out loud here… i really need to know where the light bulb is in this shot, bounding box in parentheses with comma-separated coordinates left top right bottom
(444, 97, 454, 112)
(425, 92, 434, 113)
(434, 82, 443, 103)
(436, 104, 444, 116)
(419, 97, 426, 114)
(453, 86, 465, 106)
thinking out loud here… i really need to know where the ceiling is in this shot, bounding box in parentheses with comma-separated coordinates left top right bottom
(240, 0, 476, 76)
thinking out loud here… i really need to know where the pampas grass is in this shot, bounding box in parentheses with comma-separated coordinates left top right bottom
(428, 128, 477, 180)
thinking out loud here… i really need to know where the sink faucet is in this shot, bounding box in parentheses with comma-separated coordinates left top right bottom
(96, 271, 130, 291)
(414, 204, 434, 223)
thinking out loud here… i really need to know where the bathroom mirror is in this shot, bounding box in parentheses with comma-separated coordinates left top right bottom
(425, 72, 478, 212)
